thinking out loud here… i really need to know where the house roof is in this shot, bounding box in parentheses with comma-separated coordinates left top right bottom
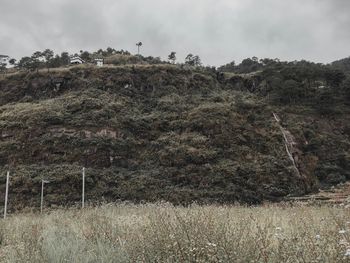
(70, 56, 85, 63)
(0, 55, 9, 58)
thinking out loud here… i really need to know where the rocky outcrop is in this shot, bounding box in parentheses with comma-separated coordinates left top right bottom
(273, 112, 303, 178)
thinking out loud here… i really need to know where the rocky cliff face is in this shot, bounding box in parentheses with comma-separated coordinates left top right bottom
(0, 65, 348, 209)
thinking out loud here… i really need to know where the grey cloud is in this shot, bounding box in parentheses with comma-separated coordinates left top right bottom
(0, 0, 349, 66)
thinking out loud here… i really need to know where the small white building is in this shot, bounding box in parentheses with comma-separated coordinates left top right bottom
(70, 56, 85, 65)
(0, 55, 15, 69)
(95, 58, 104, 67)
(0, 55, 10, 67)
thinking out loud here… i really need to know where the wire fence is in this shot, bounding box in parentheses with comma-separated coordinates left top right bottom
(1, 167, 87, 219)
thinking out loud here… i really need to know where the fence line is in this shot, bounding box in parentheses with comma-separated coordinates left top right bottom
(1, 167, 87, 218)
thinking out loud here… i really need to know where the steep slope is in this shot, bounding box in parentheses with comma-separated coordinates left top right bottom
(222, 70, 350, 188)
(0, 64, 347, 209)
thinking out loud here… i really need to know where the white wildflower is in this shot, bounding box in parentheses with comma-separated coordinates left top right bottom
(344, 249, 350, 257)
(339, 230, 347, 234)
(339, 239, 349, 246)
(315, 235, 321, 239)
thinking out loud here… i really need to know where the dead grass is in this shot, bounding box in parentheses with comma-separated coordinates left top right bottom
(0, 203, 350, 262)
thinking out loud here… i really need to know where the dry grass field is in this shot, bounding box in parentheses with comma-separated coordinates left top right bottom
(1, 203, 350, 262)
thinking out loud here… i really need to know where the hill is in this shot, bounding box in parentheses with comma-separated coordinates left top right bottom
(332, 57, 350, 74)
(0, 63, 349, 209)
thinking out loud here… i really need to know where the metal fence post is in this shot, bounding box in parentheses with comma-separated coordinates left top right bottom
(82, 167, 85, 208)
(40, 179, 50, 214)
(4, 171, 9, 219)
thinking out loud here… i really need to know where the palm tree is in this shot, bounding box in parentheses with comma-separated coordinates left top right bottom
(136, 42, 143, 55)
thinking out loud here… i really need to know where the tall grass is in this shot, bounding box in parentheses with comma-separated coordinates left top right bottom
(0, 203, 350, 262)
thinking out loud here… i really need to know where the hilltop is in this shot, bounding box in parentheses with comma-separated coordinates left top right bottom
(0, 60, 349, 209)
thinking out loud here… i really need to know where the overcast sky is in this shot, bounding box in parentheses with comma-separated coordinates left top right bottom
(0, 0, 349, 66)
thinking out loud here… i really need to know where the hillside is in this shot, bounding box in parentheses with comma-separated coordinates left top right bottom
(332, 57, 350, 74)
(0, 64, 349, 209)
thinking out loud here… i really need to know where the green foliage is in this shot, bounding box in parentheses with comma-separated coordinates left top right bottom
(218, 60, 235, 72)
(221, 57, 347, 106)
(8, 58, 16, 66)
(219, 57, 264, 73)
(0, 63, 349, 206)
(42, 49, 54, 62)
(0, 62, 6, 73)
(221, 58, 349, 106)
(324, 68, 346, 87)
(168, 51, 176, 64)
(104, 54, 164, 65)
(185, 54, 202, 66)
(17, 56, 34, 70)
(331, 56, 350, 73)
(342, 77, 350, 103)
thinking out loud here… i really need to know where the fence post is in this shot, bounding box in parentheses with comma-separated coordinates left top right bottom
(82, 167, 85, 208)
(40, 179, 50, 214)
(4, 171, 9, 219)
(41, 180, 44, 214)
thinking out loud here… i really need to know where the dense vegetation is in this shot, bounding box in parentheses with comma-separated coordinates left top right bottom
(219, 57, 349, 107)
(0, 51, 349, 209)
(0, 47, 202, 72)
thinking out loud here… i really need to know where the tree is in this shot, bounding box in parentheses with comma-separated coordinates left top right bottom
(324, 69, 346, 87)
(42, 49, 54, 70)
(341, 77, 350, 103)
(80, 51, 91, 62)
(17, 56, 33, 70)
(252, 56, 259, 62)
(136, 42, 143, 55)
(0, 62, 6, 73)
(218, 60, 235, 72)
(106, 47, 116, 56)
(193, 55, 201, 66)
(9, 58, 16, 67)
(185, 54, 201, 66)
(315, 88, 337, 115)
(185, 54, 194, 65)
(282, 79, 302, 104)
(60, 52, 70, 66)
(237, 58, 262, 73)
(168, 52, 176, 64)
(32, 51, 43, 59)
(266, 75, 283, 102)
(260, 58, 276, 66)
(120, 49, 130, 55)
(50, 55, 62, 68)
(31, 51, 44, 71)
(42, 49, 54, 62)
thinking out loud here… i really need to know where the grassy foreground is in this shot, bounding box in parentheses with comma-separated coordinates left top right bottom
(1, 204, 350, 262)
